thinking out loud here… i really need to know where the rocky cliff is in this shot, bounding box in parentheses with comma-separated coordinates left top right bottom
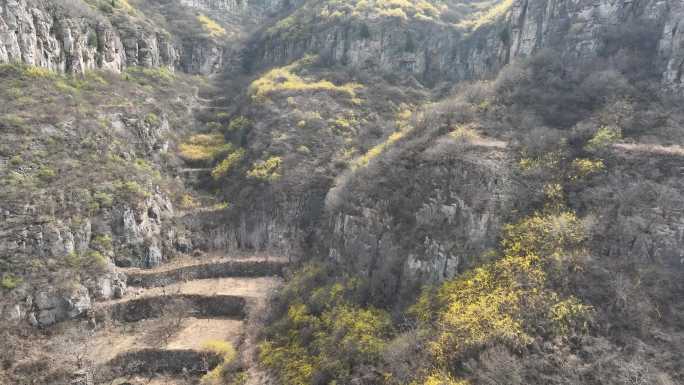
(325, 142, 516, 302)
(0, 65, 204, 327)
(252, 0, 684, 90)
(0, 0, 225, 74)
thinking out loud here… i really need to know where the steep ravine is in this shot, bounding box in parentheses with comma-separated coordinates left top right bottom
(2, 0, 684, 383)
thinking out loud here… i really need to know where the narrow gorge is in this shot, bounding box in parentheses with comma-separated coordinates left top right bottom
(1, 0, 683, 384)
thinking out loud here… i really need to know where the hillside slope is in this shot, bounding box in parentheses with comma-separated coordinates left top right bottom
(0, 0, 683, 384)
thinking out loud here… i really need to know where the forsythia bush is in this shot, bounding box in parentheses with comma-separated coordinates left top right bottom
(179, 133, 233, 163)
(212, 148, 245, 179)
(201, 340, 237, 385)
(570, 158, 605, 180)
(249, 60, 361, 101)
(411, 209, 592, 382)
(418, 373, 470, 385)
(259, 265, 392, 384)
(247, 156, 282, 181)
(585, 126, 621, 152)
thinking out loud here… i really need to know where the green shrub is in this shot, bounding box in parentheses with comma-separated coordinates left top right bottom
(570, 158, 605, 180)
(0, 114, 27, 130)
(36, 166, 57, 181)
(9, 155, 23, 167)
(125, 67, 175, 85)
(206, 121, 223, 131)
(249, 60, 361, 101)
(144, 112, 161, 126)
(65, 250, 108, 273)
(411, 209, 592, 381)
(1, 274, 23, 290)
(24, 66, 54, 79)
(93, 191, 114, 209)
(585, 126, 621, 152)
(91, 234, 113, 253)
(227, 116, 250, 132)
(115, 180, 150, 201)
(180, 193, 199, 209)
(87, 31, 98, 47)
(197, 14, 227, 38)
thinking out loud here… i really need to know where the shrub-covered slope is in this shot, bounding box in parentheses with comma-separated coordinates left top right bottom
(0, 64, 208, 327)
(1, 0, 683, 383)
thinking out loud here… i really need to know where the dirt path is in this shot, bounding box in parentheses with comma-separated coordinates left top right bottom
(613, 142, 684, 156)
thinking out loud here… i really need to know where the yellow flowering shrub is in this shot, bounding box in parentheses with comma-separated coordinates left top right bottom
(418, 372, 470, 385)
(197, 14, 227, 38)
(570, 158, 605, 180)
(212, 148, 245, 179)
(249, 59, 361, 101)
(259, 265, 392, 385)
(585, 126, 621, 152)
(179, 133, 233, 163)
(247, 156, 282, 181)
(412, 209, 592, 373)
(201, 340, 237, 385)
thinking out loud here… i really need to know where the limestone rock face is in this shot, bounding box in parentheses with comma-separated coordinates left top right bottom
(0, 217, 92, 261)
(660, 14, 684, 91)
(0, 0, 224, 74)
(585, 148, 684, 269)
(324, 146, 516, 298)
(256, 0, 684, 89)
(31, 284, 91, 327)
(89, 271, 127, 300)
(114, 191, 176, 268)
(180, 0, 250, 19)
(191, 198, 305, 257)
(0, 0, 125, 72)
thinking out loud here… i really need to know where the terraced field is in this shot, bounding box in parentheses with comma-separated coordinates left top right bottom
(85, 256, 287, 384)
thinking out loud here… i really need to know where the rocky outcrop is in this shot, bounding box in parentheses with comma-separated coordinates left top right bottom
(586, 146, 684, 269)
(0, 191, 179, 267)
(0, 0, 124, 72)
(113, 192, 177, 268)
(0, 217, 91, 261)
(194, 200, 309, 257)
(660, 12, 684, 91)
(0, 0, 225, 74)
(324, 143, 517, 301)
(319, 139, 684, 306)
(506, 0, 678, 65)
(0, 110, 191, 327)
(89, 271, 128, 300)
(29, 284, 91, 326)
(0, 269, 127, 327)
